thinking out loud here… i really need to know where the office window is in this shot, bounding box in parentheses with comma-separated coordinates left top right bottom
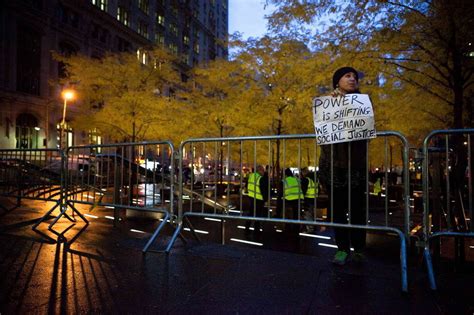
(91, 0, 107, 11)
(168, 43, 178, 56)
(56, 123, 74, 148)
(194, 42, 199, 54)
(57, 4, 80, 28)
(88, 128, 102, 153)
(157, 14, 165, 26)
(171, 5, 178, 17)
(138, 21, 149, 38)
(16, 114, 39, 149)
(137, 49, 148, 65)
(16, 26, 41, 95)
(183, 35, 189, 45)
(117, 6, 130, 26)
(155, 33, 165, 46)
(138, 0, 149, 14)
(169, 23, 178, 37)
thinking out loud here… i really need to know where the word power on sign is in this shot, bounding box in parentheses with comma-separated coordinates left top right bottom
(312, 94, 376, 145)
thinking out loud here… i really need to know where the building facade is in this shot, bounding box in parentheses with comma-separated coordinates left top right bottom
(0, 0, 228, 149)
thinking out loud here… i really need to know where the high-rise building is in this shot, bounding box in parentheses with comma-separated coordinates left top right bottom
(0, 0, 228, 149)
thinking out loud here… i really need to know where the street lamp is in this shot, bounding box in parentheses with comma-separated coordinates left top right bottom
(61, 89, 75, 148)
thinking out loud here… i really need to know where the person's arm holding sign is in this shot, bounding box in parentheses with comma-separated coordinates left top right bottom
(315, 67, 374, 266)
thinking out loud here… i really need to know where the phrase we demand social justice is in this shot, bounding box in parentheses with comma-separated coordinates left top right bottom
(312, 94, 376, 145)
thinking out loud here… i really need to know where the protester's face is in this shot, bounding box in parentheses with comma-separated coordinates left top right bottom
(338, 72, 359, 94)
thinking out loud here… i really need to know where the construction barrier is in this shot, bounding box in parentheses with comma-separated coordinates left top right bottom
(422, 129, 474, 290)
(0, 148, 75, 241)
(62, 141, 176, 252)
(0, 148, 63, 204)
(167, 132, 410, 292)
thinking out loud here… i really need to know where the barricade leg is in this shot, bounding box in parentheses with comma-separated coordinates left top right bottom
(398, 231, 408, 293)
(165, 222, 184, 254)
(424, 247, 437, 290)
(142, 212, 170, 253)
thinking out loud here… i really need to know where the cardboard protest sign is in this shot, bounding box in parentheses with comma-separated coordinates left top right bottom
(312, 94, 376, 145)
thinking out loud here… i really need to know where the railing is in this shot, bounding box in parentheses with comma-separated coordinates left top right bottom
(167, 132, 410, 292)
(62, 141, 175, 252)
(5, 129, 472, 292)
(0, 148, 63, 204)
(0, 148, 77, 241)
(422, 129, 474, 290)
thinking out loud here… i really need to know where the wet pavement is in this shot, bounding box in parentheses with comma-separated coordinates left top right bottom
(0, 198, 473, 314)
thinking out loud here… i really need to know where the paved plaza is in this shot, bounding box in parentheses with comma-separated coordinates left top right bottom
(0, 198, 473, 314)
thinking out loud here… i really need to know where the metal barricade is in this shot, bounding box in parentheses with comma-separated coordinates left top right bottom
(422, 129, 474, 290)
(167, 132, 410, 292)
(61, 141, 175, 253)
(0, 148, 63, 204)
(0, 148, 77, 241)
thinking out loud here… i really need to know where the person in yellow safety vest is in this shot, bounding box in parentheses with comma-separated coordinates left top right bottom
(279, 168, 303, 235)
(301, 167, 319, 233)
(245, 165, 268, 234)
(373, 177, 382, 195)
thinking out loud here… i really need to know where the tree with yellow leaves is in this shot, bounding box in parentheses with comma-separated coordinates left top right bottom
(56, 48, 181, 143)
(266, 0, 474, 130)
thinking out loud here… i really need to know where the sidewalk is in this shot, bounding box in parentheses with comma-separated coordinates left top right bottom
(0, 199, 473, 314)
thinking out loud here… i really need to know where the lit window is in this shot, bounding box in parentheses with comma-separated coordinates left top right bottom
(117, 6, 130, 26)
(91, 0, 107, 11)
(88, 128, 102, 153)
(183, 35, 189, 45)
(136, 49, 148, 64)
(157, 14, 165, 26)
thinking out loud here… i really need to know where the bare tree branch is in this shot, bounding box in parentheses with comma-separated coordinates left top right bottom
(382, 60, 451, 90)
(386, 70, 454, 106)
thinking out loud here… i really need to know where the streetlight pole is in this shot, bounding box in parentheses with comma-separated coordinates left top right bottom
(61, 89, 75, 149)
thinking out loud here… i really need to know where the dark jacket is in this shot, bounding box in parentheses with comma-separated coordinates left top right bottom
(260, 173, 269, 201)
(319, 140, 368, 188)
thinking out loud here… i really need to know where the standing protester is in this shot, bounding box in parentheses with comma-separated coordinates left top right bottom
(319, 67, 369, 265)
(246, 165, 268, 233)
(280, 168, 304, 235)
(300, 167, 318, 233)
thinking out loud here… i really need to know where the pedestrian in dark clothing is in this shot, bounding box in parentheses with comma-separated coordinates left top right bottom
(300, 167, 318, 233)
(319, 67, 369, 265)
(279, 168, 304, 235)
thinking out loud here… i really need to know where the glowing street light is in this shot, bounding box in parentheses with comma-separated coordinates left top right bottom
(60, 89, 75, 148)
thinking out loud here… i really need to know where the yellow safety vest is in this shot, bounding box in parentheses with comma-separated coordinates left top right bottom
(373, 178, 381, 195)
(283, 176, 303, 200)
(247, 172, 263, 200)
(305, 178, 318, 198)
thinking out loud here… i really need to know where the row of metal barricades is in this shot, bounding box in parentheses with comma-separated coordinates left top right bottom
(0, 129, 473, 292)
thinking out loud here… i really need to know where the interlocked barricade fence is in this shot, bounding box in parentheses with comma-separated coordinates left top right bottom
(0, 148, 63, 205)
(422, 129, 474, 290)
(64, 141, 175, 252)
(0, 148, 76, 241)
(168, 132, 410, 292)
